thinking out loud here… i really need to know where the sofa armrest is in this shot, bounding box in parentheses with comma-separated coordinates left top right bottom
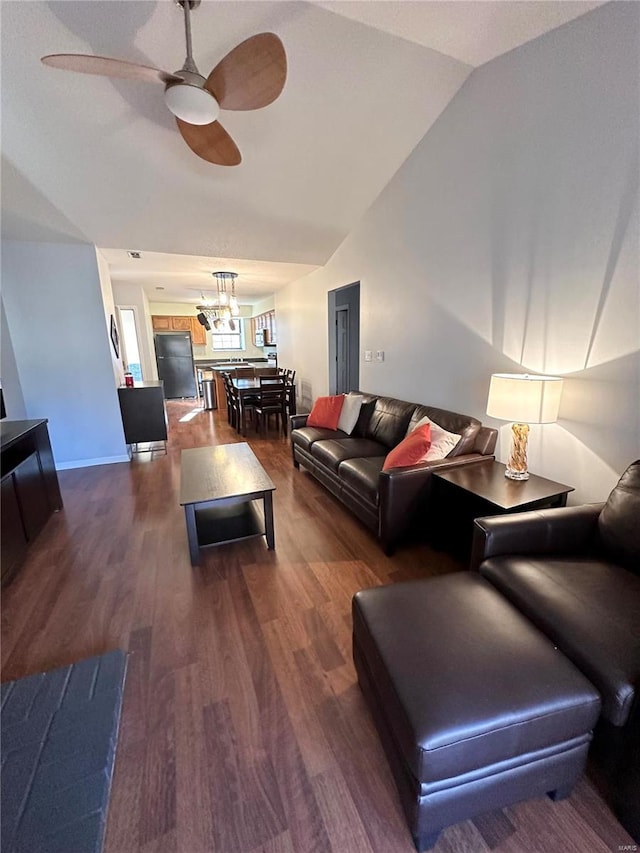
(290, 413, 309, 431)
(473, 426, 498, 457)
(379, 455, 491, 554)
(470, 503, 605, 571)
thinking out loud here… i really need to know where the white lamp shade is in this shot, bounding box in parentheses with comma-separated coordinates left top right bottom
(487, 374, 563, 424)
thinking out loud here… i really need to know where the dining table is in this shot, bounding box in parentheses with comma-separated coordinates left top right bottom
(232, 377, 296, 434)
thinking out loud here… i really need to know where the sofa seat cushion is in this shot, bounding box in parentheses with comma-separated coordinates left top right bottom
(311, 438, 385, 473)
(339, 456, 385, 506)
(479, 556, 640, 726)
(291, 426, 346, 452)
(352, 573, 600, 785)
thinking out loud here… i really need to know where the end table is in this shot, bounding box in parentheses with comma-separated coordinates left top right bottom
(431, 460, 574, 558)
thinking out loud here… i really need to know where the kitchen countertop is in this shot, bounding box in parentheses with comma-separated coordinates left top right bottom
(194, 358, 270, 365)
(196, 363, 265, 371)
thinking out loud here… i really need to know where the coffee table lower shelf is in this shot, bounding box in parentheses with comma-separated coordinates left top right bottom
(180, 443, 276, 566)
(195, 500, 265, 548)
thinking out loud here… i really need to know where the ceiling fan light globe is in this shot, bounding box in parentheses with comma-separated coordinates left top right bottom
(164, 81, 219, 125)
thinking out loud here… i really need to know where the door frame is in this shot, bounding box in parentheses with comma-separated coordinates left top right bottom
(328, 282, 360, 395)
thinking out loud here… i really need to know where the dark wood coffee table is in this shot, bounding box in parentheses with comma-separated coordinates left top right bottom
(431, 460, 574, 556)
(179, 442, 276, 565)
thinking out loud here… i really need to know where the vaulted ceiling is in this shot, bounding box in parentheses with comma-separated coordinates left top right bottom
(1, 1, 603, 304)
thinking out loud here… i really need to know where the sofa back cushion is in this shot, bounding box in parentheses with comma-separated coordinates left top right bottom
(409, 405, 481, 457)
(351, 394, 378, 438)
(597, 460, 640, 572)
(363, 396, 416, 449)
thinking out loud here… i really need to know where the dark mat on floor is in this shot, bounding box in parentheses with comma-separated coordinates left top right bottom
(1, 649, 127, 853)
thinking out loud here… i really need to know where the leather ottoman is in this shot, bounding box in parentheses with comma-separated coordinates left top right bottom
(352, 573, 601, 850)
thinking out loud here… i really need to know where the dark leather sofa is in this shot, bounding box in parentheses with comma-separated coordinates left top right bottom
(290, 393, 497, 553)
(471, 460, 640, 841)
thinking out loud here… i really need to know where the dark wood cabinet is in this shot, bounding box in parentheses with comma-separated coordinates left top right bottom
(1, 475, 28, 582)
(13, 452, 51, 540)
(118, 381, 168, 446)
(1, 419, 63, 586)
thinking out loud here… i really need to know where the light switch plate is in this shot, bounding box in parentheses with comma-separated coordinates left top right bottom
(364, 350, 373, 362)
(375, 350, 385, 362)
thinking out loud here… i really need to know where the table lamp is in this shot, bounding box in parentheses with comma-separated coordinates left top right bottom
(486, 373, 563, 480)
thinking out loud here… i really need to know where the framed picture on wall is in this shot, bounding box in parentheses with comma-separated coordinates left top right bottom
(110, 314, 120, 359)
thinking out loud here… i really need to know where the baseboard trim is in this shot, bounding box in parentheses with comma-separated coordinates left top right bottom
(56, 454, 130, 470)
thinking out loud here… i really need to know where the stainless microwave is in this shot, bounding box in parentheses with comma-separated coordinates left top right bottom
(255, 329, 273, 346)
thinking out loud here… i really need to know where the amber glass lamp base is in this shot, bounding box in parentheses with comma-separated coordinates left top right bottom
(505, 422, 530, 480)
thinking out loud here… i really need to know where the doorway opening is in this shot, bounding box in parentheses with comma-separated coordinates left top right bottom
(117, 307, 143, 381)
(328, 282, 360, 394)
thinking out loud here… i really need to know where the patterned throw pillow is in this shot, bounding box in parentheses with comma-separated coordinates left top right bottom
(410, 416, 461, 461)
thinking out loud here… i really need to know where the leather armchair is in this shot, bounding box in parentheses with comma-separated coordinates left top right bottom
(471, 460, 640, 842)
(470, 502, 605, 570)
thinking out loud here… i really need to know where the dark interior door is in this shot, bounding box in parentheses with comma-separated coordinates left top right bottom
(336, 307, 349, 395)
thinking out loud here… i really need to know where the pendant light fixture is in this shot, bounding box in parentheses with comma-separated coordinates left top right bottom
(196, 272, 240, 330)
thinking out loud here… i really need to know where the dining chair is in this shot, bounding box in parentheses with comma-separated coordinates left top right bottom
(284, 370, 296, 417)
(254, 377, 288, 435)
(221, 372, 238, 429)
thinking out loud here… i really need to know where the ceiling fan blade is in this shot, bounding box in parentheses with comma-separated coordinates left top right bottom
(205, 33, 287, 111)
(176, 118, 241, 166)
(41, 54, 182, 85)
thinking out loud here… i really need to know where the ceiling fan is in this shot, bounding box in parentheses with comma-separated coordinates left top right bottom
(41, 0, 287, 166)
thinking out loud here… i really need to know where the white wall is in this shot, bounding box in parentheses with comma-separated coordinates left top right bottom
(0, 295, 27, 419)
(1, 240, 128, 468)
(252, 295, 276, 315)
(95, 248, 125, 387)
(277, 2, 640, 504)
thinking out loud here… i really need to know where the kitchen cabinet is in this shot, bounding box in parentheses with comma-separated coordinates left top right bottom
(152, 315, 207, 345)
(251, 310, 277, 345)
(190, 317, 207, 345)
(171, 317, 192, 332)
(1, 419, 63, 587)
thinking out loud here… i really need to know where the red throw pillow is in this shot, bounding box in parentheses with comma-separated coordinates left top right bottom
(307, 395, 345, 430)
(382, 424, 432, 471)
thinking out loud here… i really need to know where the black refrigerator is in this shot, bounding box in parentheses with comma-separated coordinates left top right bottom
(154, 333, 197, 398)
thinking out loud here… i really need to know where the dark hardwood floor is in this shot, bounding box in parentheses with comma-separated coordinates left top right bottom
(1, 400, 633, 853)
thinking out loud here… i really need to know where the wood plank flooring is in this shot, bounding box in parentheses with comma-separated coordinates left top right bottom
(1, 400, 634, 853)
